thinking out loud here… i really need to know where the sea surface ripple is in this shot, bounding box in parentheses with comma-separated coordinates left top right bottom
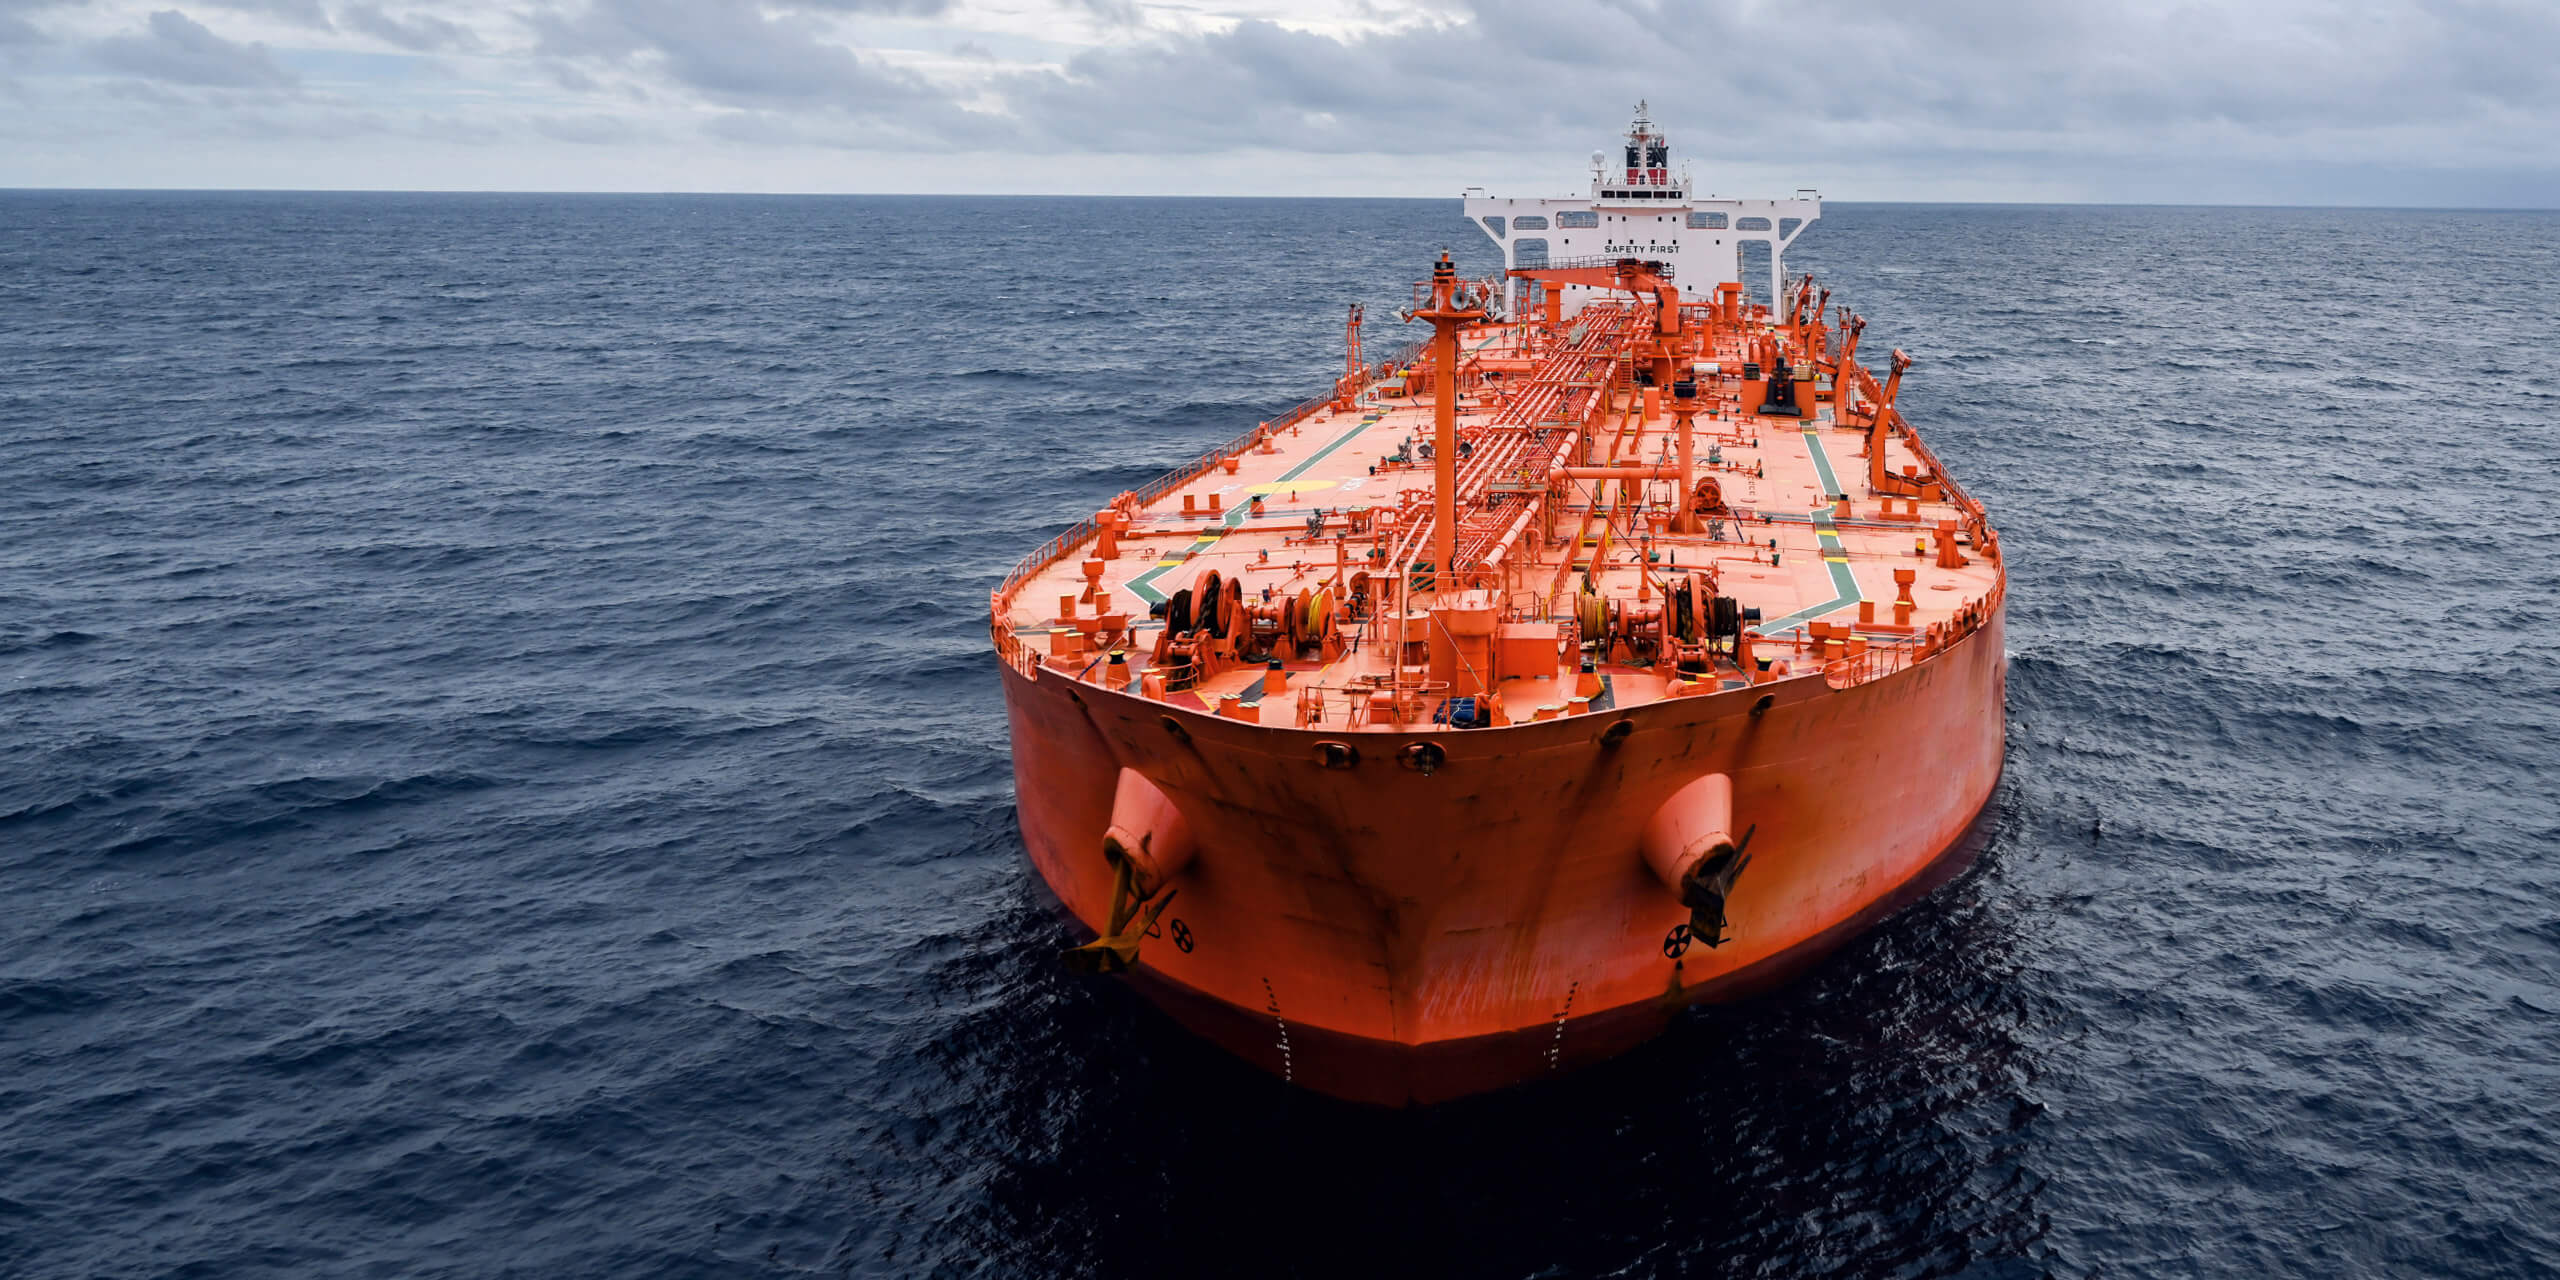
(4, 193, 2557, 1278)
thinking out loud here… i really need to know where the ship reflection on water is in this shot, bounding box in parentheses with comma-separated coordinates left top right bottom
(874, 782, 2041, 1276)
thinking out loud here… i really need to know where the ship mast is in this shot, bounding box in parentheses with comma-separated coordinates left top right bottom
(1411, 253, 1485, 598)
(1333, 303, 1365, 412)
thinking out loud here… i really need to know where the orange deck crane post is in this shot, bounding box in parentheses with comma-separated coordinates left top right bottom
(1408, 255, 1487, 596)
(1333, 303, 1365, 412)
(1866, 350, 1924, 496)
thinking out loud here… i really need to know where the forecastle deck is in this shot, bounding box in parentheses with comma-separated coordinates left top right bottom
(991, 269, 2006, 735)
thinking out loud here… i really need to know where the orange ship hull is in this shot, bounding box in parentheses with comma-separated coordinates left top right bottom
(1002, 607, 2005, 1106)
(993, 111, 2011, 1104)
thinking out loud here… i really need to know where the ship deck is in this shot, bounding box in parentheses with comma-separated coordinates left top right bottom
(995, 300, 2004, 732)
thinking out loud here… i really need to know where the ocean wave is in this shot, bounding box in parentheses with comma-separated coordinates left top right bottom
(4, 192, 2556, 1280)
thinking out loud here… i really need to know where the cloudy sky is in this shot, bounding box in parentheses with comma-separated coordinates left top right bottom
(2, 0, 2555, 203)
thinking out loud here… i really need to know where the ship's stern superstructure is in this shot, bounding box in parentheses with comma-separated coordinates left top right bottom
(1463, 102, 1821, 319)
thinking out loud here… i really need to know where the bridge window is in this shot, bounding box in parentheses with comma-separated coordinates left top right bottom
(1513, 238, 1549, 268)
(1512, 215, 1548, 231)
(1482, 216, 1505, 238)
(1688, 211, 1727, 229)
(1556, 210, 1598, 228)
(1735, 216, 1773, 231)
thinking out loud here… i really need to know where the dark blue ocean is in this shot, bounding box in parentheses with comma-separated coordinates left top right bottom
(4, 192, 2557, 1278)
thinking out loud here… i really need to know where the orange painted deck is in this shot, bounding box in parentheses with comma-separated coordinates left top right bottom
(1000, 298, 2002, 726)
(988, 273, 2009, 1104)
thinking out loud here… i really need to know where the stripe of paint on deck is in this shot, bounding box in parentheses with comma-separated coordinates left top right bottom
(1798, 425, 1844, 498)
(1276, 412, 1386, 483)
(1762, 428, 1863, 633)
(1127, 412, 1383, 605)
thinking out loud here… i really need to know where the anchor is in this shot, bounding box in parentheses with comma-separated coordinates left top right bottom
(1677, 823, 1754, 948)
(1060, 768, 1195, 975)
(1060, 856, 1179, 975)
(1640, 775, 1757, 948)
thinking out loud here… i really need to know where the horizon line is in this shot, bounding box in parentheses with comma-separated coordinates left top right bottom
(2, 186, 2555, 213)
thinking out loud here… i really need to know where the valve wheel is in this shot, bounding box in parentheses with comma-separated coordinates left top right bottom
(1662, 923, 1693, 959)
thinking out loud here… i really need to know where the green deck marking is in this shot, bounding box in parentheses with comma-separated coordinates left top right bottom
(1763, 430, 1863, 633)
(1277, 413, 1382, 483)
(1126, 532, 1225, 606)
(1125, 412, 1387, 606)
(1799, 426, 1844, 498)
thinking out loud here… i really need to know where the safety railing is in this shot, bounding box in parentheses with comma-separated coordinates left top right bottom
(1809, 576, 2008, 692)
(1842, 365, 1972, 513)
(991, 519, 1099, 620)
(1529, 254, 1676, 280)
(1838, 360, 1997, 558)
(990, 337, 1432, 652)
(1821, 638, 1917, 690)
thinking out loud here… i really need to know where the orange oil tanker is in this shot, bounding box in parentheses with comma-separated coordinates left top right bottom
(990, 105, 2007, 1105)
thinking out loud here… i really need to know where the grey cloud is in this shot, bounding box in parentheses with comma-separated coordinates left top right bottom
(532, 111, 650, 143)
(996, 19, 1469, 155)
(91, 10, 298, 89)
(0, 0, 72, 46)
(531, 0, 954, 60)
(16, 0, 2557, 204)
(982, 0, 2560, 176)
(703, 109, 802, 144)
(199, 0, 333, 32)
(539, 0, 2558, 176)
(543, 58, 598, 91)
(1057, 0, 1142, 28)
(533, 0, 934, 114)
(761, 0, 954, 14)
(342, 4, 482, 52)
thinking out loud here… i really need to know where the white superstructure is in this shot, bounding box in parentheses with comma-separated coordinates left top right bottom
(1464, 102, 1820, 319)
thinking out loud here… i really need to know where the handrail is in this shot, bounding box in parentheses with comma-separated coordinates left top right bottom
(990, 336, 1431, 635)
(1821, 638, 1917, 690)
(1815, 575, 2008, 692)
(991, 318, 2010, 707)
(1525, 254, 1677, 280)
(1837, 360, 1994, 552)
